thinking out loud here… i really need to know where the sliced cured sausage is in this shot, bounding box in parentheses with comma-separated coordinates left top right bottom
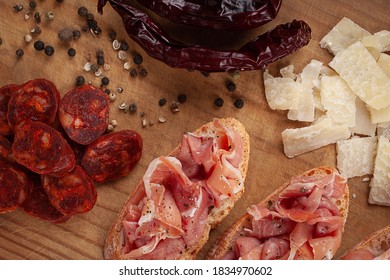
(81, 130, 143, 183)
(12, 121, 76, 177)
(41, 165, 97, 216)
(59, 84, 109, 145)
(21, 175, 70, 223)
(0, 160, 32, 213)
(0, 84, 18, 136)
(7, 79, 60, 130)
(0, 135, 14, 162)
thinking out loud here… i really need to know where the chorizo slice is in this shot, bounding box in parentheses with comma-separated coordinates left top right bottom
(0, 135, 14, 162)
(7, 79, 60, 130)
(81, 130, 143, 183)
(21, 175, 70, 223)
(41, 165, 97, 216)
(59, 84, 109, 145)
(0, 84, 18, 136)
(12, 121, 76, 177)
(0, 160, 32, 213)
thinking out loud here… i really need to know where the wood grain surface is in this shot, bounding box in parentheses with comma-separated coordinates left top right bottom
(0, 0, 389, 260)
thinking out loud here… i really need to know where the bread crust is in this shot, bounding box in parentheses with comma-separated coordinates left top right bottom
(103, 117, 250, 260)
(206, 166, 349, 260)
(338, 225, 390, 259)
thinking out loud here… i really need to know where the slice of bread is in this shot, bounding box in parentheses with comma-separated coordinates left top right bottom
(339, 225, 390, 259)
(207, 166, 349, 260)
(104, 117, 250, 260)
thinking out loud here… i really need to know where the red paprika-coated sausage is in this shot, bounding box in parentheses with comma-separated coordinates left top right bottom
(12, 121, 76, 177)
(81, 130, 143, 183)
(41, 165, 97, 216)
(59, 84, 109, 145)
(7, 79, 60, 130)
(0, 84, 18, 136)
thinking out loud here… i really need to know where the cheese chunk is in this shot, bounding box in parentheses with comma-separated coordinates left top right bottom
(378, 53, 390, 78)
(288, 60, 322, 122)
(320, 75, 356, 127)
(320, 17, 371, 55)
(368, 105, 390, 124)
(263, 69, 301, 110)
(362, 30, 390, 57)
(369, 136, 390, 206)
(350, 98, 376, 136)
(377, 123, 390, 138)
(282, 116, 351, 158)
(336, 136, 377, 178)
(329, 41, 390, 110)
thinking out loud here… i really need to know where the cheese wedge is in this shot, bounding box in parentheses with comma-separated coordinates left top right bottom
(282, 116, 351, 158)
(362, 30, 390, 59)
(369, 136, 390, 206)
(378, 53, 390, 77)
(336, 136, 377, 178)
(320, 17, 371, 55)
(350, 98, 376, 136)
(329, 41, 390, 110)
(320, 75, 356, 127)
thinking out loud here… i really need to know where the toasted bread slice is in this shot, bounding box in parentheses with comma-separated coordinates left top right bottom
(207, 166, 349, 260)
(339, 225, 390, 259)
(104, 117, 250, 260)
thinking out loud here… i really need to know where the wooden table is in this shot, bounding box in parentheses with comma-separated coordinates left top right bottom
(0, 0, 389, 260)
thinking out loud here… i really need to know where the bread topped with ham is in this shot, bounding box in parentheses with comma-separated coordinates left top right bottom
(103, 118, 250, 260)
(339, 225, 390, 260)
(207, 166, 349, 260)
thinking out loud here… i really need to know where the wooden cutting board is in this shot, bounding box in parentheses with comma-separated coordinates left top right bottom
(0, 0, 389, 260)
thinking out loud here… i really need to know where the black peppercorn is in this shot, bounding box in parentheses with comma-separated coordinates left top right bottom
(75, 75, 85, 86)
(133, 54, 143, 65)
(214, 97, 224, 108)
(44, 45, 55, 56)
(13, 5, 23, 12)
(101, 77, 110, 86)
(234, 98, 244, 109)
(108, 31, 117, 41)
(29, 1, 37, 9)
(129, 103, 137, 113)
(67, 48, 76, 57)
(139, 67, 148, 78)
(34, 12, 41, 24)
(58, 28, 73, 43)
(129, 68, 138, 77)
(16, 49, 24, 58)
(226, 81, 237, 92)
(33, 40, 45, 51)
(119, 41, 129, 51)
(104, 89, 110, 94)
(159, 98, 167, 106)
(78, 7, 88, 17)
(177, 94, 187, 103)
(97, 56, 104, 66)
(72, 30, 81, 39)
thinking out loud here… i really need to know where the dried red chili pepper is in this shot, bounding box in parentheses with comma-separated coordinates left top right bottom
(98, 0, 311, 72)
(135, 0, 282, 30)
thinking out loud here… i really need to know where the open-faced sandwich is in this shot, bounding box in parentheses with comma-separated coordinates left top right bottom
(104, 118, 250, 259)
(339, 225, 390, 260)
(207, 166, 349, 260)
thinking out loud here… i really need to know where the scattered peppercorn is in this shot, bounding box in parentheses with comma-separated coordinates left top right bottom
(226, 81, 237, 92)
(75, 75, 85, 86)
(16, 49, 24, 58)
(108, 30, 117, 41)
(101, 77, 110, 86)
(78, 7, 88, 17)
(119, 40, 129, 51)
(67, 48, 76, 57)
(133, 54, 143, 65)
(44, 45, 55, 56)
(97, 56, 105, 66)
(30, 26, 41, 34)
(234, 98, 244, 109)
(87, 13, 94, 20)
(214, 97, 224, 107)
(177, 94, 187, 103)
(129, 103, 137, 113)
(139, 67, 148, 78)
(29, 1, 37, 9)
(58, 28, 74, 43)
(33, 40, 45, 51)
(34, 12, 41, 24)
(104, 89, 111, 94)
(159, 98, 167, 106)
(72, 30, 81, 39)
(129, 68, 138, 77)
(13, 5, 23, 12)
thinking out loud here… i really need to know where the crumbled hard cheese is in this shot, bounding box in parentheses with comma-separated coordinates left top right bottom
(336, 136, 377, 178)
(368, 136, 390, 206)
(282, 116, 351, 158)
(320, 17, 371, 55)
(329, 41, 390, 110)
(320, 75, 356, 127)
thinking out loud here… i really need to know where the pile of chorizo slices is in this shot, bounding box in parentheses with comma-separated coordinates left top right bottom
(0, 79, 143, 223)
